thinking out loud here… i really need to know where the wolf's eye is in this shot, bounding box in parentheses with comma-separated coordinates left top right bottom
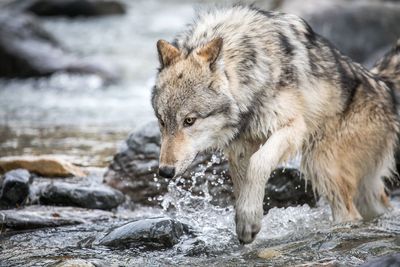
(159, 119, 165, 128)
(183, 117, 196, 127)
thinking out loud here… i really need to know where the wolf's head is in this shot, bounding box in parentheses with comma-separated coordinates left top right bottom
(151, 38, 238, 178)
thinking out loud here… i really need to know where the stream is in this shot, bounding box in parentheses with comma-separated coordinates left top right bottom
(1, 0, 400, 266)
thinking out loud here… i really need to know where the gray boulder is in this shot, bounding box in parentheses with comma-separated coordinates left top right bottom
(0, 169, 31, 208)
(39, 181, 125, 210)
(99, 217, 190, 249)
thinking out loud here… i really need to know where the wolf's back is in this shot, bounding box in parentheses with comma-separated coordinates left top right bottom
(371, 39, 400, 95)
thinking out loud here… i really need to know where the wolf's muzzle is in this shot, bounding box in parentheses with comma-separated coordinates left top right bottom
(158, 166, 175, 178)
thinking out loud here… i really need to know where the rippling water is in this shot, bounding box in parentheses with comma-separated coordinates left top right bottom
(1, 177, 400, 266)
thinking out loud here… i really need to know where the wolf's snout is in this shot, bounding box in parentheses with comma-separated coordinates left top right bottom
(158, 166, 175, 178)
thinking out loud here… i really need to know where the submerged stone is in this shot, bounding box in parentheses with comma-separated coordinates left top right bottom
(0, 169, 31, 208)
(39, 182, 124, 210)
(99, 217, 190, 248)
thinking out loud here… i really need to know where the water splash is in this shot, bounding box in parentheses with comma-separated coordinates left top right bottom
(159, 153, 238, 255)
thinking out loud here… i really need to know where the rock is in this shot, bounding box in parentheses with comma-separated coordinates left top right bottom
(0, 155, 86, 177)
(279, 0, 400, 66)
(39, 182, 124, 210)
(257, 248, 282, 259)
(0, 205, 113, 230)
(0, 13, 117, 80)
(26, 0, 126, 17)
(263, 168, 317, 214)
(360, 253, 400, 267)
(0, 169, 31, 208)
(176, 238, 208, 256)
(1, 208, 80, 230)
(99, 217, 190, 249)
(104, 121, 233, 207)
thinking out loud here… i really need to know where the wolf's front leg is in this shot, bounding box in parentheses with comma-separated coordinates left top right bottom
(234, 118, 306, 244)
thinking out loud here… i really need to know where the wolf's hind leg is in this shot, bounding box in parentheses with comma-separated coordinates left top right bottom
(314, 173, 362, 222)
(305, 152, 362, 222)
(354, 164, 393, 219)
(327, 180, 362, 222)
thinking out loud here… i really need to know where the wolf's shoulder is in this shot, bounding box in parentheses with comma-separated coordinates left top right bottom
(194, 5, 303, 28)
(175, 5, 307, 49)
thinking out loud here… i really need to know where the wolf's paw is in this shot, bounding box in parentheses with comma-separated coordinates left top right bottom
(235, 209, 262, 244)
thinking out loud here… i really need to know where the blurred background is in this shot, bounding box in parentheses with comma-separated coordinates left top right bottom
(1, 0, 400, 167)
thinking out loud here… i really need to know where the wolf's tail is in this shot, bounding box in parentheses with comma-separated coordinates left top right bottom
(371, 39, 400, 93)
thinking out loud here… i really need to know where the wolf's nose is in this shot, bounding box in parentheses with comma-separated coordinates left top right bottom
(158, 166, 175, 178)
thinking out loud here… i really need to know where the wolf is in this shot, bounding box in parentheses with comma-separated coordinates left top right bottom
(151, 5, 400, 244)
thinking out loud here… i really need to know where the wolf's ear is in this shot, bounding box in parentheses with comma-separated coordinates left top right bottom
(196, 37, 223, 68)
(157, 40, 180, 68)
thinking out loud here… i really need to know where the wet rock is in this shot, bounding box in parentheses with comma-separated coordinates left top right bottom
(257, 248, 281, 259)
(1, 208, 80, 230)
(263, 168, 317, 214)
(0, 13, 117, 80)
(0, 155, 86, 177)
(99, 217, 190, 248)
(360, 253, 400, 267)
(26, 0, 126, 17)
(104, 121, 233, 207)
(279, 0, 400, 66)
(39, 182, 124, 210)
(177, 238, 208, 256)
(0, 205, 113, 230)
(0, 169, 31, 208)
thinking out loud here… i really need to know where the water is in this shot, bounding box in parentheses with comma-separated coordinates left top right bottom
(1, 0, 400, 266)
(1, 180, 400, 266)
